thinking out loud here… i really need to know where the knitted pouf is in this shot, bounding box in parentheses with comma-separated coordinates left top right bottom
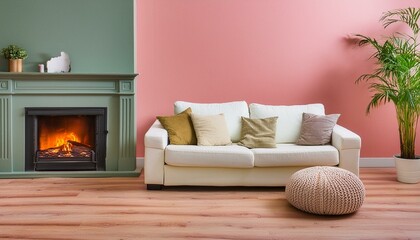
(285, 166, 365, 215)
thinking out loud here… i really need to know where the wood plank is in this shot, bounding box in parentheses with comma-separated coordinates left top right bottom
(0, 168, 418, 239)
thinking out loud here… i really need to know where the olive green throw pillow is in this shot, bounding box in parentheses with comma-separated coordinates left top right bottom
(296, 113, 340, 145)
(157, 108, 197, 145)
(238, 117, 278, 148)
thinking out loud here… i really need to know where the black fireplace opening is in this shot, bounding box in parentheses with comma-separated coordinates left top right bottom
(25, 107, 107, 171)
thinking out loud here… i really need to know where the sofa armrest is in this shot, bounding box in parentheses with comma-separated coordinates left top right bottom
(332, 125, 361, 150)
(144, 120, 168, 149)
(144, 120, 168, 186)
(332, 125, 361, 176)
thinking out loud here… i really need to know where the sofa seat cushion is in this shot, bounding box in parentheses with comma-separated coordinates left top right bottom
(165, 144, 254, 168)
(252, 144, 339, 167)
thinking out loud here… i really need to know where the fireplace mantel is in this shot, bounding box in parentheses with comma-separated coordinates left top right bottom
(0, 72, 137, 80)
(0, 72, 139, 178)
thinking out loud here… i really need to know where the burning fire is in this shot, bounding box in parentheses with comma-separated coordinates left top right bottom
(38, 131, 93, 159)
(37, 116, 95, 159)
(55, 132, 79, 147)
(40, 132, 81, 152)
(56, 132, 80, 152)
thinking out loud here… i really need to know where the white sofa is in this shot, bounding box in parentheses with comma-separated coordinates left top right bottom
(144, 101, 361, 190)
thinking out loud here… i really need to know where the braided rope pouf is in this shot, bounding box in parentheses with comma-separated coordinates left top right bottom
(285, 166, 365, 215)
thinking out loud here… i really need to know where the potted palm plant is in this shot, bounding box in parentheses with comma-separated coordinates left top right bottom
(1, 44, 28, 72)
(355, 7, 420, 183)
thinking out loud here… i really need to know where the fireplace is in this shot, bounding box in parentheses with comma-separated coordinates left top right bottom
(25, 107, 107, 171)
(0, 73, 138, 178)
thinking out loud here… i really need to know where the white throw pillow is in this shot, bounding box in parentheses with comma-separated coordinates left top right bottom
(249, 103, 325, 143)
(174, 101, 249, 142)
(191, 113, 232, 146)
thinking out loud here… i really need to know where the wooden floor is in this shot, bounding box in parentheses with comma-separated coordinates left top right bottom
(0, 168, 419, 240)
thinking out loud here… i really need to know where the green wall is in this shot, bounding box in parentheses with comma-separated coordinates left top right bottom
(0, 0, 134, 73)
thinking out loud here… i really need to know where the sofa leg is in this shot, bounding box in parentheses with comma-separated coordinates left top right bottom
(147, 184, 163, 190)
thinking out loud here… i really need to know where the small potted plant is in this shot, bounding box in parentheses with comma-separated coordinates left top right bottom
(355, 7, 420, 183)
(1, 44, 28, 72)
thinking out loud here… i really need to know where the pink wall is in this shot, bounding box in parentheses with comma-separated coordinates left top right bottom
(136, 0, 420, 158)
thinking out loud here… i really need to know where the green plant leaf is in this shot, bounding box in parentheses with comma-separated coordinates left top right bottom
(1, 44, 28, 59)
(355, 7, 420, 159)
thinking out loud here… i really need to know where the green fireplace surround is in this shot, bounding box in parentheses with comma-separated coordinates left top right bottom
(0, 73, 139, 178)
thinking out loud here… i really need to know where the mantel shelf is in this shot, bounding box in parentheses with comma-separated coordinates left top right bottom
(0, 72, 138, 81)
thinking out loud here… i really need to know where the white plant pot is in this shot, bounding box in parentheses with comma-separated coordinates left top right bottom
(394, 156, 420, 184)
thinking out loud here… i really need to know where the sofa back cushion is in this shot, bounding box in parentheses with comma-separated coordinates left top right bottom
(249, 103, 325, 143)
(174, 101, 249, 142)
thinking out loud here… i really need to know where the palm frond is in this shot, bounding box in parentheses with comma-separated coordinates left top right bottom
(367, 92, 390, 113)
(381, 7, 420, 35)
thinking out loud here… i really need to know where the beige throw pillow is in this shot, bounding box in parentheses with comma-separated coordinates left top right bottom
(191, 113, 232, 146)
(296, 113, 340, 145)
(157, 108, 197, 145)
(238, 117, 278, 148)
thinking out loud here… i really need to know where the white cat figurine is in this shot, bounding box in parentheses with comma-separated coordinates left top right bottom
(47, 52, 71, 73)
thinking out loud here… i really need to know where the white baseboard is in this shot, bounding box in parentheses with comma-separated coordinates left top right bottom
(136, 157, 394, 168)
(360, 157, 395, 168)
(136, 157, 144, 168)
